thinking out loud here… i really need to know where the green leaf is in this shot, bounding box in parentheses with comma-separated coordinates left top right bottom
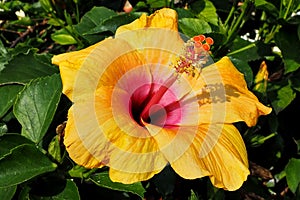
(175, 8, 195, 19)
(74, 6, 117, 44)
(285, 158, 300, 193)
(0, 185, 17, 200)
(34, 53, 55, 68)
(85, 13, 142, 35)
(178, 18, 212, 38)
(146, 0, 167, 8)
(196, 0, 219, 26)
(48, 135, 62, 163)
(79, 6, 117, 28)
(298, 24, 300, 41)
(281, 0, 300, 19)
(135, 1, 148, 10)
(0, 50, 58, 85)
(18, 184, 31, 200)
(0, 144, 57, 187)
(51, 179, 80, 200)
(0, 133, 34, 160)
(207, 32, 226, 48)
(0, 40, 9, 71)
(68, 165, 97, 179)
(51, 28, 77, 45)
(31, 179, 80, 200)
(0, 40, 7, 56)
(268, 80, 296, 114)
(189, 190, 199, 200)
(0, 123, 8, 135)
(228, 57, 253, 87)
(290, 69, 300, 92)
(7, 45, 31, 57)
(255, 0, 279, 16)
(296, 139, 300, 153)
(51, 34, 77, 45)
(0, 85, 23, 118)
(14, 74, 62, 144)
(207, 180, 225, 200)
(39, 0, 53, 12)
(47, 18, 65, 26)
(90, 171, 146, 198)
(228, 37, 261, 62)
(152, 166, 176, 197)
(275, 27, 300, 74)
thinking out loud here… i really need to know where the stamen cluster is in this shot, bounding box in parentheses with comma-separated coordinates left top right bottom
(174, 34, 214, 77)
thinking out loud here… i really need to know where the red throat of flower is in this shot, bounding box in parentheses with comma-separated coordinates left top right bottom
(129, 35, 214, 128)
(129, 80, 181, 128)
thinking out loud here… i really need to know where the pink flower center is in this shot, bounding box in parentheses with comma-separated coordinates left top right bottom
(130, 83, 181, 127)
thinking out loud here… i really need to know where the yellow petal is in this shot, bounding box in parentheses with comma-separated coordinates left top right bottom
(109, 168, 163, 184)
(53, 8, 184, 101)
(64, 86, 168, 183)
(186, 57, 272, 126)
(144, 123, 198, 164)
(116, 8, 179, 34)
(169, 124, 250, 191)
(64, 107, 105, 168)
(51, 41, 103, 100)
(57, 36, 171, 183)
(116, 28, 184, 66)
(97, 86, 169, 182)
(253, 60, 269, 94)
(116, 8, 184, 66)
(52, 37, 144, 101)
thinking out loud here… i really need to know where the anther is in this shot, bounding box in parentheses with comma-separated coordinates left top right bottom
(172, 34, 214, 77)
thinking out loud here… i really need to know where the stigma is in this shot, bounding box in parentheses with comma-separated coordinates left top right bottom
(173, 34, 214, 77)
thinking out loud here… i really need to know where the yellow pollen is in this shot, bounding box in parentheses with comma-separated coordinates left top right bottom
(172, 34, 214, 77)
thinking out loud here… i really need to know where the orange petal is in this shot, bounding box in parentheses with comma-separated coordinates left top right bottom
(169, 124, 249, 191)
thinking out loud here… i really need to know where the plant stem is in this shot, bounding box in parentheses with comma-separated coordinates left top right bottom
(264, 24, 281, 44)
(226, 1, 248, 44)
(283, 0, 293, 19)
(227, 43, 256, 56)
(75, 1, 80, 23)
(215, 2, 251, 57)
(224, 1, 237, 28)
(169, 0, 174, 8)
(264, 0, 295, 44)
(258, 133, 276, 144)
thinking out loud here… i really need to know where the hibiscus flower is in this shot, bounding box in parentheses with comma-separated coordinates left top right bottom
(52, 8, 272, 191)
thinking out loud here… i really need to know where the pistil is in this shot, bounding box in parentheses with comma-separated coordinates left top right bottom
(173, 34, 214, 77)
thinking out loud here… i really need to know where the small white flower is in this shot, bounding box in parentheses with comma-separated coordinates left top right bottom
(15, 9, 25, 19)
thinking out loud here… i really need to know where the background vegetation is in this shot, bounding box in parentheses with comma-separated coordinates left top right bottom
(0, 0, 300, 199)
